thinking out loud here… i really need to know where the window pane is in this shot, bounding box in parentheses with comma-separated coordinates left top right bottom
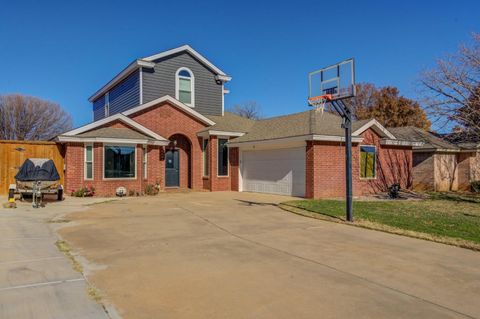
(360, 146, 376, 178)
(143, 146, 147, 179)
(203, 139, 209, 176)
(179, 90, 191, 104)
(86, 146, 92, 162)
(179, 78, 191, 91)
(179, 70, 191, 77)
(104, 146, 136, 178)
(218, 139, 228, 176)
(86, 162, 93, 179)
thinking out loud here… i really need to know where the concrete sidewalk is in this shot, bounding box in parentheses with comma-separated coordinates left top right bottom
(0, 197, 110, 319)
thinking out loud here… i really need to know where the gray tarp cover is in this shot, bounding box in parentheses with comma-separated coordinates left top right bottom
(15, 158, 60, 181)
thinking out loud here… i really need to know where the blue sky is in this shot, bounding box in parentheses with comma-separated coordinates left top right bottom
(0, 0, 478, 127)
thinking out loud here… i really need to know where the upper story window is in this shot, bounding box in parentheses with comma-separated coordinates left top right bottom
(104, 92, 110, 117)
(175, 67, 195, 107)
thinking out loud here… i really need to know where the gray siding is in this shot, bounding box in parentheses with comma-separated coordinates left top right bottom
(93, 95, 105, 121)
(142, 52, 223, 116)
(109, 70, 140, 115)
(92, 70, 140, 121)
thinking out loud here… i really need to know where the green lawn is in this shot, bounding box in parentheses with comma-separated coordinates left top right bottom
(283, 194, 480, 246)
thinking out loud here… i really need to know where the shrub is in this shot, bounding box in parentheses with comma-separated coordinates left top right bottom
(471, 181, 480, 193)
(128, 189, 136, 197)
(145, 183, 160, 196)
(71, 186, 95, 197)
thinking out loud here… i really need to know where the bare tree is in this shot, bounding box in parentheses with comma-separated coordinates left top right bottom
(421, 33, 480, 139)
(228, 101, 262, 120)
(0, 94, 72, 140)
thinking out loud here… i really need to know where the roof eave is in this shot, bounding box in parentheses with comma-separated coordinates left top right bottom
(143, 45, 230, 78)
(56, 136, 169, 146)
(88, 60, 156, 102)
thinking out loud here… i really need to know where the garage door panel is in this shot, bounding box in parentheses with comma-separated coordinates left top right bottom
(242, 147, 305, 197)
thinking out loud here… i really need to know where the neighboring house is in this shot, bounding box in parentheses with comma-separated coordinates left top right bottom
(56, 45, 419, 197)
(389, 126, 480, 191)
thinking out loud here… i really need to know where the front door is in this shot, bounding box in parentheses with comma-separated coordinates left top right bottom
(165, 150, 180, 187)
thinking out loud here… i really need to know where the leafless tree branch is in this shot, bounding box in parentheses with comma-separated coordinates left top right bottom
(0, 94, 72, 140)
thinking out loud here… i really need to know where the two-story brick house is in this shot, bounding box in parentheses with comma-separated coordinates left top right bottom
(57, 45, 419, 197)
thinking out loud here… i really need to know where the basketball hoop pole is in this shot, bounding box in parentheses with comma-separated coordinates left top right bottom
(331, 100, 353, 222)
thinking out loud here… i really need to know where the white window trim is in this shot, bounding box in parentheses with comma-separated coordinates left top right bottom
(217, 138, 229, 177)
(84, 143, 94, 180)
(143, 145, 148, 179)
(359, 144, 377, 180)
(202, 138, 209, 177)
(104, 92, 110, 117)
(175, 67, 195, 107)
(102, 143, 137, 180)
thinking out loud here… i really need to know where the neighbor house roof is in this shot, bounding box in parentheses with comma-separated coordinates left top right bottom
(229, 110, 398, 144)
(89, 45, 231, 102)
(439, 131, 480, 150)
(388, 126, 458, 151)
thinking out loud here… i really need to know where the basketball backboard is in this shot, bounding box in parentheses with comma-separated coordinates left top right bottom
(308, 58, 355, 104)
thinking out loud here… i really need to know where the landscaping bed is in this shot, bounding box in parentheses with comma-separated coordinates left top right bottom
(281, 193, 480, 250)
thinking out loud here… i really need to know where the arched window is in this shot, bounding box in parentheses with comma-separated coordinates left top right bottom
(175, 67, 195, 107)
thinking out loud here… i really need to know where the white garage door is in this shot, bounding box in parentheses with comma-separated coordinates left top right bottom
(241, 147, 306, 197)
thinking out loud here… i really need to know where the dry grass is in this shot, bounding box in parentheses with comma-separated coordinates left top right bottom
(55, 240, 83, 273)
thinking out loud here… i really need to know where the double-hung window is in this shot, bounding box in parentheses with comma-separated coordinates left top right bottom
(176, 68, 194, 106)
(360, 145, 376, 179)
(85, 144, 93, 180)
(143, 145, 148, 179)
(217, 138, 228, 176)
(202, 138, 209, 177)
(104, 92, 110, 117)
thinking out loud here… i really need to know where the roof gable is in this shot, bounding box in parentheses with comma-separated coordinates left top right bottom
(142, 45, 230, 78)
(60, 113, 167, 142)
(89, 45, 230, 103)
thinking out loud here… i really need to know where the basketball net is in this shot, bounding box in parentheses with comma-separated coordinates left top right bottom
(308, 95, 332, 115)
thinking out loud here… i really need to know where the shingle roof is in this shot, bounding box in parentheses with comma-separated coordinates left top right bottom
(202, 112, 256, 133)
(230, 110, 384, 143)
(387, 126, 458, 150)
(439, 131, 480, 150)
(78, 127, 151, 140)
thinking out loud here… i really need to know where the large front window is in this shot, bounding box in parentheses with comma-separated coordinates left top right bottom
(104, 145, 136, 179)
(176, 68, 194, 106)
(217, 138, 228, 176)
(360, 145, 376, 179)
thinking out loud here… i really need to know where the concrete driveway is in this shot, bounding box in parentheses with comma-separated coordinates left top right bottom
(58, 192, 480, 319)
(0, 197, 109, 319)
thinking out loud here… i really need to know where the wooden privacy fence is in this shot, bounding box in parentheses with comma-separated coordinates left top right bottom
(0, 140, 64, 195)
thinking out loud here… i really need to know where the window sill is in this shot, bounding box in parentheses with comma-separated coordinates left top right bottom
(359, 177, 377, 181)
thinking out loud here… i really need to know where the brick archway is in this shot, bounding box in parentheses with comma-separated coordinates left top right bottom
(167, 134, 192, 188)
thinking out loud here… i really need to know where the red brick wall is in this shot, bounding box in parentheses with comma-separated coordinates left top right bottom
(305, 128, 413, 199)
(230, 147, 239, 191)
(208, 136, 232, 191)
(65, 142, 161, 196)
(129, 101, 206, 190)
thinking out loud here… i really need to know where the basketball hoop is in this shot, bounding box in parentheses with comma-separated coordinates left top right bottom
(308, 94, 332, 114)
